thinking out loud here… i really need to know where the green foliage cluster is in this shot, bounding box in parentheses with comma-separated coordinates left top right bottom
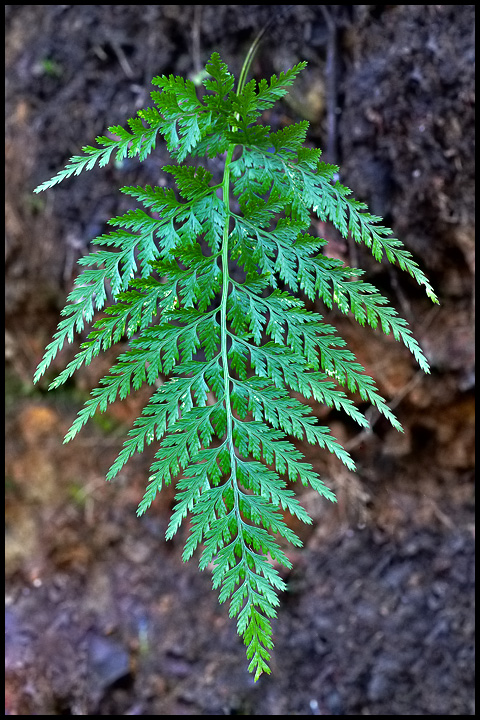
(34, 52, 437, 680)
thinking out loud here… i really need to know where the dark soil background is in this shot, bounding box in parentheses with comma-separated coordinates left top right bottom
(5, 5, 475, 715)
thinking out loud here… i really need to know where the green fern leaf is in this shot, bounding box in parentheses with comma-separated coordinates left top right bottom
(33, 50, 437, 681)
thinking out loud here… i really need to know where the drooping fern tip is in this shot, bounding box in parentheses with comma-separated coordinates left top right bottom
(33, 51, 438, 681)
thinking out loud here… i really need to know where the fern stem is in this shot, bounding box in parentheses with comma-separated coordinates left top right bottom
(219, 142, 237, 464)
(219, 143, 252, 571)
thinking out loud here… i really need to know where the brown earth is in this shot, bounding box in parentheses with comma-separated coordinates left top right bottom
(5, 5, 474, 715)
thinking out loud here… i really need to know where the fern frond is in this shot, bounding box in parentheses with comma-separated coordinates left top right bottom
(33, 51, 437, 681)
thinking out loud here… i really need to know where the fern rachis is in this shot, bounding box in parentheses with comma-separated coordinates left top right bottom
(33, 51, 438, 680)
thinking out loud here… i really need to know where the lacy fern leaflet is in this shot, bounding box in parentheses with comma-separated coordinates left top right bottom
(34, 52, 438, 680)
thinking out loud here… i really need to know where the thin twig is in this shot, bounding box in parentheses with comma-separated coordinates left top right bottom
(319, 5, 339, 165)
(192, 5, 202, 76)
(345, 370, 425, 452)
(320, 7, 359, 269)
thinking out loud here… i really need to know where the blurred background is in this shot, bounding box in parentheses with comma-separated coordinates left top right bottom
(5, 5, 474, 715)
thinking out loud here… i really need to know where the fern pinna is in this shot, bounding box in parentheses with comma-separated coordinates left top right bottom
(34, 52, 437, 680)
